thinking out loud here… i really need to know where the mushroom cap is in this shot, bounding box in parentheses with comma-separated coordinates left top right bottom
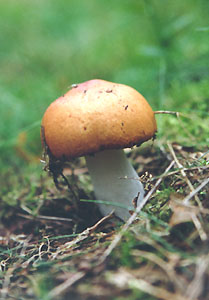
(41, 79, 157, 159)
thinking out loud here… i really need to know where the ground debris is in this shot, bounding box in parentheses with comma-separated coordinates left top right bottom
(0, 143, 208, 299)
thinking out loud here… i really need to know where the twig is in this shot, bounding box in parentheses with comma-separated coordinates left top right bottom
(45, 212, 114, 296)
(47, 271, 85, 299)
(129, 278, 189, 300)
(183, 178, 209, 205)
(191, 213, 207, 241)
(53, 211, 114, 259)
(197, 149, 209, 160)
(120, 165, 209, 183)
(172, 200, 209, 215)
(17, 213, 74, 223)
(185, 256, 209, 299)
(99, 160, 175, 264)
(0, 268, 13, 300)
(155, 111, 198, 141)
(154, 110, 180, 117)
(131, 250, 186, 292)
(167, 143, 208, 241)
(151, 165, 209, 181)
(167, 142, 202, 209)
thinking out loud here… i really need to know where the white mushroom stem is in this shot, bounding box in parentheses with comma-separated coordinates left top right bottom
(85, 149, 144, 221)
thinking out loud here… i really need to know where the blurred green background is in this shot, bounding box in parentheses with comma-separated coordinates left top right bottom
(1, 0, 209, 170)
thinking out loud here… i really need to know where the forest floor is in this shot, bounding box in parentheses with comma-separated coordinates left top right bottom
(0, 139, 208, 300)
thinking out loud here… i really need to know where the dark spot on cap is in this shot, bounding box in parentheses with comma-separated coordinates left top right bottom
(121, 122, 124, 126)
(106, 89, 113, 93)
(84, 90, 87, 94)
(84, 126, 87, 131)
(125, 105, 128, 110)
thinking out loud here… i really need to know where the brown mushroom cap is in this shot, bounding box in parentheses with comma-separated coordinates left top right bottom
(41, 79, 157, 159)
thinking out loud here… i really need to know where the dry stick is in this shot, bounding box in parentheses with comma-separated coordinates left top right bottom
(167, 142, 208, 240)
(197, 149, 209, 160)
(122, 165, 209, 184)
(131, 249, 186, 292)
(154, 110, 180, 117)
(47, 213, 116, 299)
(183, 178, 209, 205)
(52, 212, 114, 259)
(46, 213, 115, 298)
(191, 213, 207, 241)
(155, 111, 197, 142)
(129, 278, 189, 300)
(0, 268, 13, 300)
(17, 213, 74, 223)
(183, 178, 209, 241)
(185, 256, 209, 300)
(99, 160, 175, 264)
(167, 142, 203, 209)
(151, 165, 209, 181)
(47, 271, 85, 300)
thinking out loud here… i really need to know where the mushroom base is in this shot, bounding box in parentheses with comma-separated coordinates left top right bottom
(85, 149, 144, 221)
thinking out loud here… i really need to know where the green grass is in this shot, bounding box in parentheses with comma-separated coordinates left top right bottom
(0, 0, 209, 168)
(0, 0, 209, 299)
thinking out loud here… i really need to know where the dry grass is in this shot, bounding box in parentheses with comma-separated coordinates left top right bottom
(0, 142, 208, 300)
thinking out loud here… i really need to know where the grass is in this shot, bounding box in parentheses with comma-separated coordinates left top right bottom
(0, 0, 209, 299)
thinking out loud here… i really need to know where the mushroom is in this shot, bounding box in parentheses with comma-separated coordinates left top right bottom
(41, 79, 157, 220)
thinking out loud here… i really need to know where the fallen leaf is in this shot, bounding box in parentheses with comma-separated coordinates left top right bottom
(169, 193, 195, 226)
